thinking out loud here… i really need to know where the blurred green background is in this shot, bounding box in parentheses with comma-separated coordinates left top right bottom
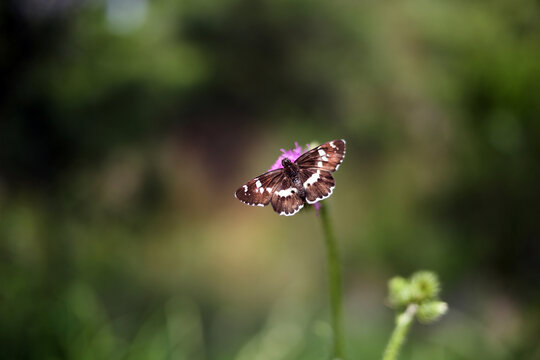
(1, 0, 539, 359)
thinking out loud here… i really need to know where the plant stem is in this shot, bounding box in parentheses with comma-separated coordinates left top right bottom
(319, 204, 345, 360)
(382, 304, 418, 360)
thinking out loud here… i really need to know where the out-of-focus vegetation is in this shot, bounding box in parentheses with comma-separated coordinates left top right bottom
(384, 271, 448, 360)
(1, 0, 539, 359)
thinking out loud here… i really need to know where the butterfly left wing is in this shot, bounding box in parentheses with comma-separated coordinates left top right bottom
(270, 176, 304, 216)
(295, 139, 346, 172)
(235, 169, 283, 207)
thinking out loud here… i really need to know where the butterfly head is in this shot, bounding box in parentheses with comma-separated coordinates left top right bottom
(281, 157, 298, 177)
(281, 158, 293, 167)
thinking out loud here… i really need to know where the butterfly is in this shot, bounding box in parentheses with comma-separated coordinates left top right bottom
(234, 139, 346, 216)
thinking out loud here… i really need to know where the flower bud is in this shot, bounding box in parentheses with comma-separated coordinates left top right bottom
(409, 271, 440, 302)
(388, 276, 411, 307)
(416, 301, 448, 323)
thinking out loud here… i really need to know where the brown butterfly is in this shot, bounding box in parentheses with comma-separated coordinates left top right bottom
(234, 139, 346, 216)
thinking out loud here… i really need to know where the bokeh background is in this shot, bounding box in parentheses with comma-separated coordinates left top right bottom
(1, 0, 539, 359)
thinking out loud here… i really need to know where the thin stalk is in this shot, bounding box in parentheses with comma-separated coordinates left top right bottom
(319, 204, 345, 360)
(382, 304, 418, 360)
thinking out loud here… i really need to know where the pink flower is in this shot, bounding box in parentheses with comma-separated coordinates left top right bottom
(268, 141, 322, 215)
(268, 142, 310, 171)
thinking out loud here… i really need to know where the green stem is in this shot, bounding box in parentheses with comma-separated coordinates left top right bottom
(382, 304, 418, 360)
(319, 204, 345, 360)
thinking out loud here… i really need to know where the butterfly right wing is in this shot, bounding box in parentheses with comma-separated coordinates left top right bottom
(294, 139, 344, 204)
(295, 139, 346, 172)
(298, 168, 336, 204)
(235, 169, 284, 207)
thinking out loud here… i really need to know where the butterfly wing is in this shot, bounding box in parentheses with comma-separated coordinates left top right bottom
(270, 176, 305, 216)
(235, 170, 284, 207)
(295, 139, 346, 172)
(295, 139, 344, 204)
(299, 168, 336, 204)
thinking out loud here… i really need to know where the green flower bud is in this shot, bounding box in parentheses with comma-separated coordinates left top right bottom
(388, 276, 411, 308)
(409, 271, 440, 302)
(416, 301, 448, 323)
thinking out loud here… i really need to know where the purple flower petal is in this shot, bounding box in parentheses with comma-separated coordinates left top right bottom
(268, 142, 310, 171)
(313, 202, 321, 215)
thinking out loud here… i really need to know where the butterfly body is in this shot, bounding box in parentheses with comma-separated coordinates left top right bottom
(282, 158, 307, 199)
(235, 139, 346, 216)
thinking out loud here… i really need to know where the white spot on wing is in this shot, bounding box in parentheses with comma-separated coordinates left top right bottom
(255, 179, 262, 188)
(243, 185, 248, 192)
(318, 149, 326, 156)
(318, 161, 323, 167)
(276, 188, 297, 197)
(303, 170, 320, 187)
